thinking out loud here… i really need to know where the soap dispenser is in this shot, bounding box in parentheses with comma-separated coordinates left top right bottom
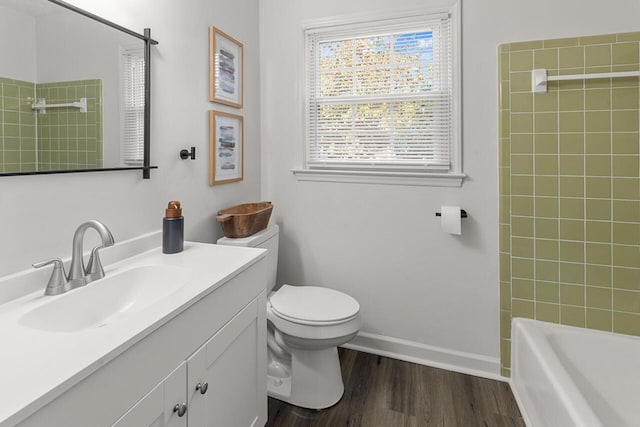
(163, 201, 184, 254)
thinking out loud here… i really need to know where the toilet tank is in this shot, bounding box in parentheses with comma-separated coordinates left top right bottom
(217, 224, 279, 292)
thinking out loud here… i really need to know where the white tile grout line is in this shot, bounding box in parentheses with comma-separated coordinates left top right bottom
(609, 44, 614, 331)
(510, 297, 640, 318)
(1, 81, 3, 173)
(33, 82, 38, 171)
(585, 44, 594, 327)
(18, 84, 21, 171)
(637, 41, 640, 333)
(555, 46, 562, 317)
(531, 47, 538, 321)
(507, 47, 513, 368)
(508, 234, 640, 248)
(504, 46, 514, 372)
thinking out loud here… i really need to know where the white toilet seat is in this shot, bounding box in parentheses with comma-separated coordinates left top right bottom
(269, 285, 360, 325)
(270, 309, 359, 326)
(267, 303, 362, 341)
(267, 285, 362, 342)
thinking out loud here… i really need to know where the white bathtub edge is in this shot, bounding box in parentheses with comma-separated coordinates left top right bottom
(342, 331, 503, 381)
(509, 376, 533, 427)
(511, 318, 605, 427)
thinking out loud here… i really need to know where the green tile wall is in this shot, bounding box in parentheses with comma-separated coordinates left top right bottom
(0, 77, 103, 172)
(0, 77, 37, 173)
(499, 31, 640, 376)
(35, 80, 103, 170)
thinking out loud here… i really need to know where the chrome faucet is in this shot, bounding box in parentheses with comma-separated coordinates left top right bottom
(68, 220, 115, 287)
(33, 220, 115, 295)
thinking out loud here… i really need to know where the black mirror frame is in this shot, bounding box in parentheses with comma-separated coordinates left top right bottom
(1, 0, 159, 179)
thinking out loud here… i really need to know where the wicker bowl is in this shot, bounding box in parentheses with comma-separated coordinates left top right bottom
(216, 202, 273, 238)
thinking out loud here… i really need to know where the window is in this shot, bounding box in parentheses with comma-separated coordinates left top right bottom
(298, 8, 462, 186)
(121, 46, 145, 166)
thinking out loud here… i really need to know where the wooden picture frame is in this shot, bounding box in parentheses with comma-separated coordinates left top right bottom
(209, 110, 243, 185)
(209, 26, 243, 108)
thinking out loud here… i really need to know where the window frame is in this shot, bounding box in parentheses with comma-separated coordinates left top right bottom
(294, 4, 463, 187)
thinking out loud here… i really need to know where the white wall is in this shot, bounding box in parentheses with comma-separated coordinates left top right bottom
(260, 0, 640, 376)
(0, 0, 261, 276)
(0, 5, 36, 81)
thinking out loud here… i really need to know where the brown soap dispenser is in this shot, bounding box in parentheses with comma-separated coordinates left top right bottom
(163, 201, 184, 254)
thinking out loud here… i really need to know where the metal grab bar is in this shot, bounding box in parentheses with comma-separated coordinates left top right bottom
(532, 68, 640, 93)
(31, 98, 87, 113)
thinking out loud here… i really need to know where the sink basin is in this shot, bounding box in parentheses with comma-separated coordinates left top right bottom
(19, 265, 188, 332)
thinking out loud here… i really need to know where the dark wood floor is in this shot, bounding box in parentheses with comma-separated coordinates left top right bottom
(266, 348, 525, 427)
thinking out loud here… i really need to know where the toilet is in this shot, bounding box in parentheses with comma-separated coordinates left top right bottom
(217, 224, 362, 409)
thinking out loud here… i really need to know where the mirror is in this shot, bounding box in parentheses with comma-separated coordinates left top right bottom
(0, 0, 157, 178)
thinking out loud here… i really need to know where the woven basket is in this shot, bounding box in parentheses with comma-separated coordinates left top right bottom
(216, 202, 273, 238)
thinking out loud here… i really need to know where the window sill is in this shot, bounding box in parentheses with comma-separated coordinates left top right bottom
(290, 169, 466, 187)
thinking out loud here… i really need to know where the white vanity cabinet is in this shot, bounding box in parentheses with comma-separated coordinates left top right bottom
(111, 362, 187, 427)
(187, 294, 267, 427)
(111, 292, 266, 427)
(15, 250, 267, 427)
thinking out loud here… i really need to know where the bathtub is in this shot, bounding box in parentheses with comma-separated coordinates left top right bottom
(511, 318, 640, 427)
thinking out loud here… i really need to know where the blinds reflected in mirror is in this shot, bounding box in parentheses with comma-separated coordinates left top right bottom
(122, 46, 145, 166)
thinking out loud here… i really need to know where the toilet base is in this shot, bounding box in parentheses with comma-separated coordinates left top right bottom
(267, 374, 291, 399)
(267, 346, 344, 409)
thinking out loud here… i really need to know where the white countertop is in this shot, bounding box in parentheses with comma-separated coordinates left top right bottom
(0, 238, 265, 426)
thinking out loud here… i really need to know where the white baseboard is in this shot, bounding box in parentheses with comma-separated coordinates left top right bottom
(341, 331, 505, 382)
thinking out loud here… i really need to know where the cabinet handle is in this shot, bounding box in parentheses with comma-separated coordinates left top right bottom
(195, 382, 209, 395)
(173, 403, 187, 417)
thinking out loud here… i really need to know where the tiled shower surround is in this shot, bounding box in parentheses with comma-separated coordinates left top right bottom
(0, 77, 37, 173)
(36, 79, 103, 170)
(499, 32, 640, 375)
(0, 78, 102, 172)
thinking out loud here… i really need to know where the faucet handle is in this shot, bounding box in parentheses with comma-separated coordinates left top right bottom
(33, 258, 69, 296)
(33, 258, 62, 269)
(85, 246, 106, 284)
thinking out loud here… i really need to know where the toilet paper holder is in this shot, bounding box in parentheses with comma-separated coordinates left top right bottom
(435, 209, 467, 218)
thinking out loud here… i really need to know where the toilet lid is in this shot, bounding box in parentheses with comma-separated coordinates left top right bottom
(270, 285, 360, 323)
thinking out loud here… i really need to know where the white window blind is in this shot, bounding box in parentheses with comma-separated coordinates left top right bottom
(121, 47, 145, 166)
(305, 13, 455, 173)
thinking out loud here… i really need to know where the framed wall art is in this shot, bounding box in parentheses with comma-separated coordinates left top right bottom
(209, 110, 243, 185)
(209, 26, 243, 108)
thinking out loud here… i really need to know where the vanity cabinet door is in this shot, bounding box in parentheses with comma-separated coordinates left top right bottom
(187, 291, 267, 427)
(112, 362, 187, 427)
